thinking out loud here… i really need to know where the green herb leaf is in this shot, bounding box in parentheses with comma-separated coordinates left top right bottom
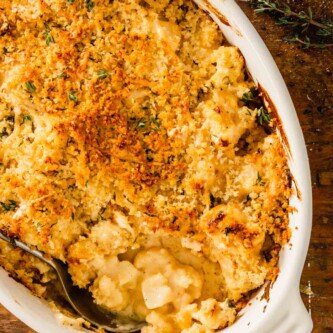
(68, 90, 78, 101)
(0, 200, 18, 212)
(241, 89, 258, 102)
(276, 16, 296, 27)
(71, 212, 75, 221)
(151, 117, 161, 131)
(25, 81, 37, 94)
(317, 28, 333, 37)
(283, 35, 327, 49)
(251, 0, 333, 49)
(68, 0, 74, 4)
(43, 29, 55, 46)
(256, 172, 262, 184)
(137, 118, 147, 129)
(257, 107, 271, 125)
(85, 0, 94, 11)
(23, 115, 32, 122)
(255, 172, 266, 186)
(96, 68, 109, 80)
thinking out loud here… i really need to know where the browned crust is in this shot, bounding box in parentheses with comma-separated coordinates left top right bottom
(258, 83, 302, 200)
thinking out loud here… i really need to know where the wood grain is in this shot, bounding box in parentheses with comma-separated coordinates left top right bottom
(0, 305, 34, 333)
(0, 1, 332, 332)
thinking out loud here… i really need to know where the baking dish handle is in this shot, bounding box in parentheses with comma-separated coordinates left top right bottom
(270, 290, 313, 333)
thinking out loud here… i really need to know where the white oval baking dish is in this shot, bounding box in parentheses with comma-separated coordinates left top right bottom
(0, 1, 313, 332)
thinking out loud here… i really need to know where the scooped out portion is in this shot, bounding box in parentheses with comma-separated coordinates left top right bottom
(0, 0, 291, 332)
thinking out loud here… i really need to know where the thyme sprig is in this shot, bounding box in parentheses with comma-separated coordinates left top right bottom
(133, 117, 161, 132)
(255, 172, 266, 186)
(68, 90, 78, 101)
(96, 68, 109, 80)
(251, 0, 333, 48)
(24, 81, 37, 94)
(241, 89, 258, 103)
(43, 24, 55, 46)
(137, 118, 147, 129)
(150, 117, 161, 131)
(284, 35, 333, 49)
(0, 200, 18, 212)
(257, 107, 271, 125)
(85, 0, 94, 11)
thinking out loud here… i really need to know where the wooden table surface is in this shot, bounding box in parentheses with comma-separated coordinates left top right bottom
(0, 1, 332, 332)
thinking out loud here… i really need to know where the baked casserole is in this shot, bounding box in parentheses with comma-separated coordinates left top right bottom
(0, 0, 292, 332)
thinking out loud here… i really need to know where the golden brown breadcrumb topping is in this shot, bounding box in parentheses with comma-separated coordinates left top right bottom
(0, 0, 292, 332)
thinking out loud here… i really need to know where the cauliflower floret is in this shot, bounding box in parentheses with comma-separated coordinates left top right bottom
(90, 257, 140, 311)
(181, 323, 214, 333)
(142, 311, 175, 333)
(90, 275, 128, 311)
(192, 299, 237, 330)
(141, 273, 173, 309)
(134, 248, 203, 310)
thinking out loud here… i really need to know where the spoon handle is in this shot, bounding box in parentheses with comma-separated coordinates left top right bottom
(0, 231, 81, 305)
(0, 231, 55, 267)
(0, 231, 76, 308)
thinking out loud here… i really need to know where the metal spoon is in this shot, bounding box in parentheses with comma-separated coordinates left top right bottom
(0, 231, 145, 332)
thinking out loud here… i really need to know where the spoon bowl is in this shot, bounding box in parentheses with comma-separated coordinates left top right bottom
(0, 231, 145, 333)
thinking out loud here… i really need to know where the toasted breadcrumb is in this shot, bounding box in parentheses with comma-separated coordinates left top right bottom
(0, 0, 291, 332)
